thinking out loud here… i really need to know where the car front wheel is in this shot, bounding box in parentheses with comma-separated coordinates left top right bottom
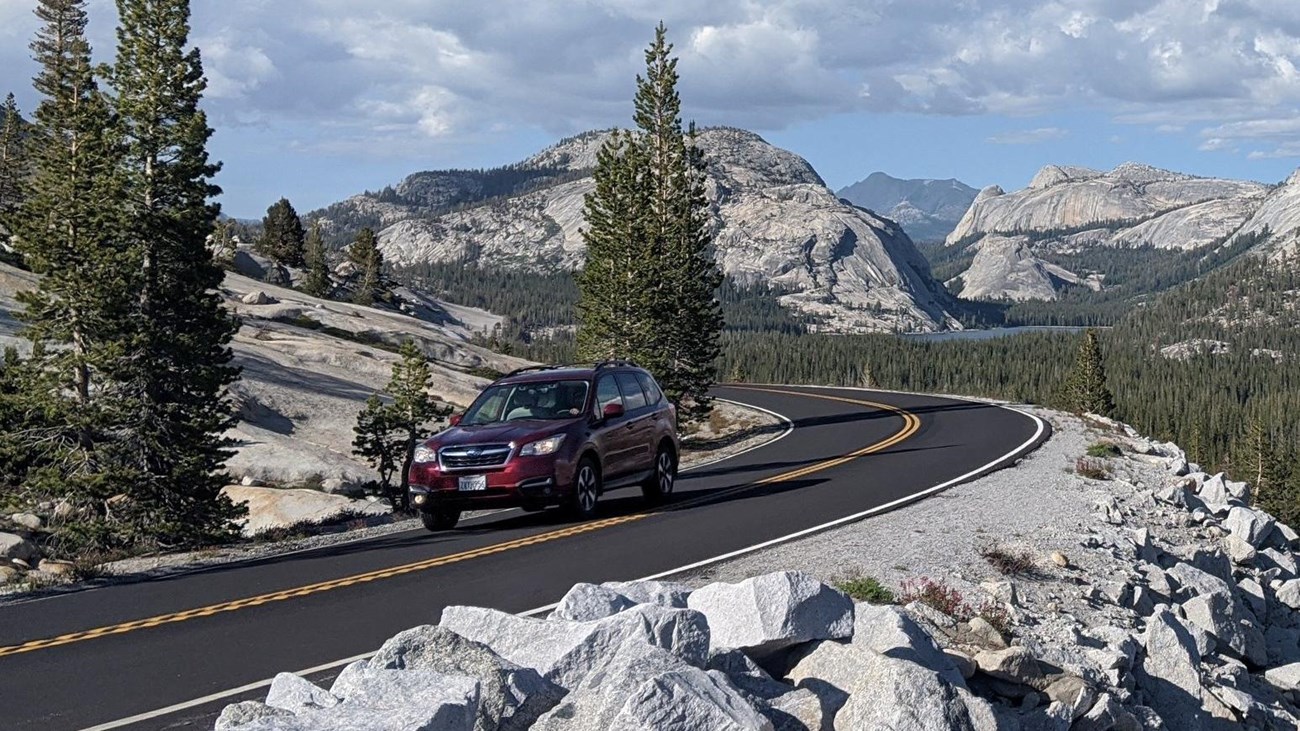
(570, 457, 601, 520)
(421, 508, 461, 532)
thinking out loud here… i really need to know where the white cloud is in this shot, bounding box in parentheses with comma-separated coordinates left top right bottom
(987, 127, 1069, 145)
(2, 0, 1300, 162)
(197, 32, 277, 100)
(1247, 144, 1300, 159)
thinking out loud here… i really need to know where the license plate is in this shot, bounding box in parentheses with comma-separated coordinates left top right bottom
(457, 475, 488, 492)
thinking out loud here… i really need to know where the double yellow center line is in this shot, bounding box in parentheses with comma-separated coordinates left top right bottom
(0, 387, 919, 659)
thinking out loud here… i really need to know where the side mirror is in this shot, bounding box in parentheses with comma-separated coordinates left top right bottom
(449, 413, 463, 426)
(602, 403, 625, 420)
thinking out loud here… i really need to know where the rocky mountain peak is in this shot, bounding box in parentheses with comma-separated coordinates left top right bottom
(1027, 164, 1102, 190)
(1108, 161, 1191, 183)
(836, 172, 978, 242)
(698, 127, 824, 189)
(1286, 168, 1300, 187)
(974, 185, 1005, 203)
(947, 161, 1276, 301)
(347, 128, 959, 333)
(522, 129, 616, 171)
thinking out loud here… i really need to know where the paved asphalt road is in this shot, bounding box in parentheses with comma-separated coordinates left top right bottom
(0, 385, 1048, 730)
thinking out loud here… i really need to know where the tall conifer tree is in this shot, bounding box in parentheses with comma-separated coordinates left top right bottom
(349, 227, 383, 305)
(257, 197, 305, 266)
(302, 220, 331, 297)
(577, 24, 723, 417)
(577, 131, 654, 361)
(4, 1, 141, 549)
(1065, 329, 1115, 417)
(108, 0, 242, 544)
(0, 93, 27, 228)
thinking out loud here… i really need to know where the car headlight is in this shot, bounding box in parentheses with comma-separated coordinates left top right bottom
(520, 435, 565, 456)
(413, 445, 438, 464)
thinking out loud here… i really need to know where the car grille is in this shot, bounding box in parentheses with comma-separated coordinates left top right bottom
(439, 444, 512, 470)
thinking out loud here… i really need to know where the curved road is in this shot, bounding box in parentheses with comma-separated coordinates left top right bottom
(0, 385, 1048, 730)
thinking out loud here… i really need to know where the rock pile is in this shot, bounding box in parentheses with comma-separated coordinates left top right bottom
(217, 423, 1300, 730)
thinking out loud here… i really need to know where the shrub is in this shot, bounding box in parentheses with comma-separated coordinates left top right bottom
(978, 543, 1038, 576)
(1086, 442, 1122, 458)
(899, 577, 970, 618)
(976, 602, 1012, 634)
(1076, 457, 1110, 480)
(71, 556, 110, 581)
(899, 576, 1015, 634)
(834, 574, 896, 604)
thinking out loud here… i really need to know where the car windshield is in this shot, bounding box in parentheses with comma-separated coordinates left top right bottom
(461, 380, 590, 425)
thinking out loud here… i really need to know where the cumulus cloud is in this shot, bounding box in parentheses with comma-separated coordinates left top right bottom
(1, 0, 1299, 161)
(1201, 117, 1300, 158)
(988, 127, 1070, 144)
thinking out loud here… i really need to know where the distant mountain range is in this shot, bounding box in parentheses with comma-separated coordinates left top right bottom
(312, 128, 960, 334)
(945, 162, 1298, 303)
(836, 173, 978, 243)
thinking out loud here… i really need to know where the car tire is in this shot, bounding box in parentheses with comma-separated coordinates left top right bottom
(569, 457, 601, 520)
(642, 443, 677, 503)
(420, 508, 461, 532)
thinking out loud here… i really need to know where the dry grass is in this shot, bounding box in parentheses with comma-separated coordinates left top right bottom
(978, 543, 1038, 577)
(1076, 457, 1111, 480)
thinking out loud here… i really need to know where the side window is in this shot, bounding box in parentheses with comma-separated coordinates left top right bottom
(617, 373, 648, 412)
(635, 373, 662, 406)
(595, 375, 623, 415)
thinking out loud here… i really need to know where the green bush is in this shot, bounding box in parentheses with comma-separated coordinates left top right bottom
(1086, 442, 1123, 458)
(834, 574, 896, 604)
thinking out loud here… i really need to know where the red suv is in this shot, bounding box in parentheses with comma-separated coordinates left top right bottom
(407, 361, 680, 532)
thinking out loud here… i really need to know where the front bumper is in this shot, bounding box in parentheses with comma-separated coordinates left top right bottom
(407, 452, 576, 510)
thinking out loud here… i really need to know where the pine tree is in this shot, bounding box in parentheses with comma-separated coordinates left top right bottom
(577, 131, 655, 361)
(1065, 329, 1115, 417)
(351, 342, 450, 511)
(209, 217, 235, 266)
(349, 227, 383, 305)
(1245, 417, 1287, 510)
(256, 197, 305, 266)
(0, 93, 27, 229)
(10, 0, 133, 530)
(859, 361, 878, 389)
(302, 220, 331, 297)
(577, 24, 723, 418)
(104, 0, 243, 545)
(353, 394, 398, 500)
(387, 341, 451, 509)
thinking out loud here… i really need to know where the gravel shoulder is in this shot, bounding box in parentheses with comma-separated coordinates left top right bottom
(677, 403, 1084, 593)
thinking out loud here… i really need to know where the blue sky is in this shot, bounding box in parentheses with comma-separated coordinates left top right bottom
(3, 0, 1300, 218)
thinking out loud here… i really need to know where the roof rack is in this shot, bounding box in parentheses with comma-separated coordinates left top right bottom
(504, 365, 562, 378)
(594, 359, 640, 371)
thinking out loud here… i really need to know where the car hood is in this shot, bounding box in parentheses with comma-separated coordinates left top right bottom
(430, 420, 575, 448)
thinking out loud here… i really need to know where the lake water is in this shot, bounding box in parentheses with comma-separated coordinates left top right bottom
(901, 326, 1093, 343)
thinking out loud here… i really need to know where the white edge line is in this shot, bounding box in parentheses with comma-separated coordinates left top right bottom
(78, 652, 376, 731)
(635, 395, 1047, 583)
(76, 395, 794, 730)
